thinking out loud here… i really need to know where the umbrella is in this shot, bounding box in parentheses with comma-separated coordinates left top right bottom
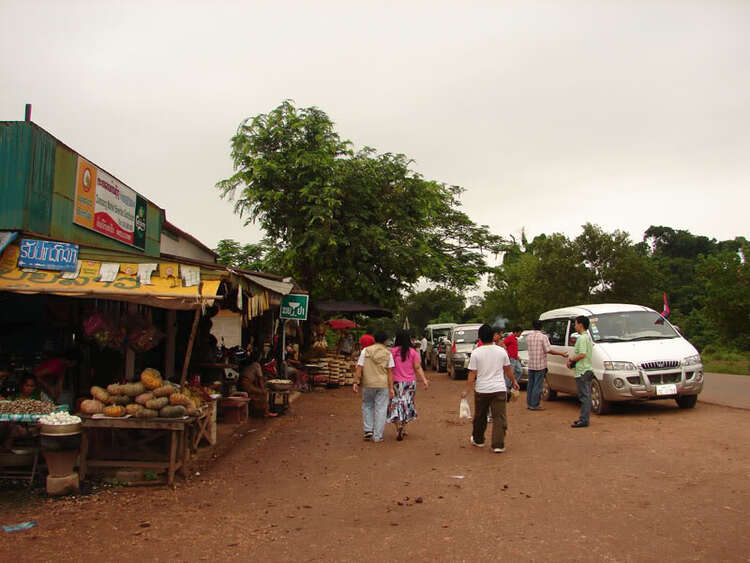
(326, 318, 359, 330)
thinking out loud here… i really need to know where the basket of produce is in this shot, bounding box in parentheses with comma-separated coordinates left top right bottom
(0, 399, 59, 422)
(267, 379, 293, 391)
(39, 412, 82, 436)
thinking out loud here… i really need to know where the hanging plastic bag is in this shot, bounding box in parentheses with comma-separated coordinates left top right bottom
(508, 387, 520, 402)
(459, 397, 472, 420)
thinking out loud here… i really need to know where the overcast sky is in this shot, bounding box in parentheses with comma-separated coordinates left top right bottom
(2, 0, 748, 254)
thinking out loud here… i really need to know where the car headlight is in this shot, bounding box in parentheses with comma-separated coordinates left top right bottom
(682, 354, 701, 366)
(603, 361, 637, 371)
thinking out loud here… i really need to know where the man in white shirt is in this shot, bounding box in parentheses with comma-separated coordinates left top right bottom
(420, 335, 428, 369)
(461, 324, 519, 453)
(353, 331, 395, 442)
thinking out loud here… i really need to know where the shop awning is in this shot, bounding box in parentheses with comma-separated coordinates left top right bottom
(313, 300, 392, 318)
(230, 270, 295, 296)
(0, 244, 223, 310)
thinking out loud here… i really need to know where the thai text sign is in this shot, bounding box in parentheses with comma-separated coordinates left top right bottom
(73, 156, 147, 250)
(280, 293, 309, 321)
(17, 239, 78, 272)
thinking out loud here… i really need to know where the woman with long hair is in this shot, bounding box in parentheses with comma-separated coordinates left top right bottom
(387, 330, 429, 441)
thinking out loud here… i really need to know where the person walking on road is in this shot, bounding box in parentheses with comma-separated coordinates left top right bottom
(353, 331, 395, 442)
(419, 335, 428, 369)
(461, 324, 519, 453)
(526, 319, 568, 410)
(388, 330, 429, 441)
(568, 316, 594, 428)
(503, 326, 523, 389)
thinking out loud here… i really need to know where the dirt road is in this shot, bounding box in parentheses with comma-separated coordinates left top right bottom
(2, 371, 749, 562)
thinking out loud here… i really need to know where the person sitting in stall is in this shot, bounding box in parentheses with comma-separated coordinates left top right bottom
(336, 330, 354, 357)
(0, 375, 51, 452)
(34, 352, 76, 403)
(235, 351, 276, 418)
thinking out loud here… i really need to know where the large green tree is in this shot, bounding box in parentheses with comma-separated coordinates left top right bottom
(214, 239, 267, 271)
(217, 101, 504, 307)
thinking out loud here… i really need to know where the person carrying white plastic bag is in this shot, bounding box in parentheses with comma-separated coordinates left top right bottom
(460, 324, 520, 453)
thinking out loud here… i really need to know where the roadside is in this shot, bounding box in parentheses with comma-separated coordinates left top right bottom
(699, 372, 750, 410)
(1, 371, 748, 562)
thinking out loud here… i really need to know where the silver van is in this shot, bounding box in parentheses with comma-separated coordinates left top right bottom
(539, 304, 704, 413)
(424, 323, 457, 372)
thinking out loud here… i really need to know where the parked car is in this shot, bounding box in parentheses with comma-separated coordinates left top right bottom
(446, 323, 482, 379)
(515, 330, 532, 388)
(424, 323, 457, 372)
(539, 304, 704, 414)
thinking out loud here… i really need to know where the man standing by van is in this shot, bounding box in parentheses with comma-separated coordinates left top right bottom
(526, 320, 568, 410)
(568, 316, 594, 428)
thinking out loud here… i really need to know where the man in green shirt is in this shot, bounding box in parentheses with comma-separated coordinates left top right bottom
(567, 315, 594, 428)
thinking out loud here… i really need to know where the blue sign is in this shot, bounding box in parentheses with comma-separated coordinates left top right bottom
(17, 239, 79, 272)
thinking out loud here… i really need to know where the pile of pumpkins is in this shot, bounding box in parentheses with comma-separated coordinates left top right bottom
(79, 368, 200, 418)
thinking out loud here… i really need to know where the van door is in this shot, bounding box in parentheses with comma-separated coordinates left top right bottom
(561, 319, 580, 393)
(542, 318, 570, 391)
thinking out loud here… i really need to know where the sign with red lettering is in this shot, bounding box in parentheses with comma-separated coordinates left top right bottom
(73, 156, 147, 250)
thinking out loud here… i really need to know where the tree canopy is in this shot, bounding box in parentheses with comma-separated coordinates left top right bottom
(217, 100, 504, 308)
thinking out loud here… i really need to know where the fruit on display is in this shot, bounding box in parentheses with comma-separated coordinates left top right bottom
(125, 404, 143, 416)
(135, 392, 154, 406)
(159, 405, 186, 418)
(103, 405, 126, 417)
(140, 368, 163, 390)
(107, 383, 123, 395)
(38, 412, 81, 425)
(110, 395, 131, 406)
(135, 408, 158, 418)
(121, 382, 146, 397)
(79, 399, 105, 415)
(145, 397, 168, 410)
(90, 386, 110, 403)
(168, 393, 191, 407)
(152, 384, 176, 397)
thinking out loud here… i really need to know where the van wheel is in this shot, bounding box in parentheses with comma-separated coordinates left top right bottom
(591, 378, 610, 415)
(541, 376, 557, 401)
(676, 395, 698, 409)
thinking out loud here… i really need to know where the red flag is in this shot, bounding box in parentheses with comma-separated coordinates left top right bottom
(662, 293, 670, 318)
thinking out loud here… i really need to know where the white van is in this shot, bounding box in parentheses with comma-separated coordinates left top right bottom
(539, 304, 704, 413)
(424, 323, 457, 372)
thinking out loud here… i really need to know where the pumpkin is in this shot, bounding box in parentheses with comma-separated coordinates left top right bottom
(90, 386, 110, 403)
(103, 405, 125, 417)
(106, 383, 123, 395)
(135, 392, 154, 406)
(80, 399, 104, 415)
(135, 408, 158, 418)
(110, 395, 131, 405)
(145, 397, 168, 410)
(159, 405, 186, 418)
(186, 405, 200, 417)
(169, 393, 191, 407)
(125, 403, 143, 416)
(152, 384, 175, 397)
(140, 368, 163, 390)
(121, 382, 146, 397)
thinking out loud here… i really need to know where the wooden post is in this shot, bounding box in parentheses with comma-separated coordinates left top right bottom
(180, 308, 200, 388)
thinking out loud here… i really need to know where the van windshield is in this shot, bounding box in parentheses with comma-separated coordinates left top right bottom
(432, 328, 453, 341)
(453, 328, 479, 344)
(589, 311, 679, 343)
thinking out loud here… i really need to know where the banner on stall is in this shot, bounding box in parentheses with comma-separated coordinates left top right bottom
(73, 156, 148, 250)
(17, 238, 79, 272)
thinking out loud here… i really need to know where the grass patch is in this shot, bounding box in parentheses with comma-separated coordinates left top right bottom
(702, 350, 749, 375)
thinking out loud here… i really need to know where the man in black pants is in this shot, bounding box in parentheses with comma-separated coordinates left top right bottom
(461, 324, 520, 453)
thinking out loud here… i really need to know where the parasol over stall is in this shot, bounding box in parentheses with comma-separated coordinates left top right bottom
(325, 319, 360, 330)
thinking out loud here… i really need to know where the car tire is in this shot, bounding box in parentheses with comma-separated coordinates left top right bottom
(541, 376, 557, 401)
(591, 378, 611, 415)
(676, 395, 698, 409)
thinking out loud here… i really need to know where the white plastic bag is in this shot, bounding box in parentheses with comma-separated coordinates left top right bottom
(459, 397, 472, 420)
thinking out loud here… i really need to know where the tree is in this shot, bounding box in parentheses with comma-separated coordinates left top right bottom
(214, 239, 266, 271)
(217, 101, 504, 307)
(401, 288, 467, 334)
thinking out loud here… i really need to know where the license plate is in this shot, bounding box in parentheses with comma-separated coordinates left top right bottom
(656, 384, 677, 396)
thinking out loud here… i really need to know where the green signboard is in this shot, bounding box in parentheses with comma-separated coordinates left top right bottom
(280, 293, 309, 321)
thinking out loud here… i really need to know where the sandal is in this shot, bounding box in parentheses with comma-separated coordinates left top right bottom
(396, 427, 404, 441)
